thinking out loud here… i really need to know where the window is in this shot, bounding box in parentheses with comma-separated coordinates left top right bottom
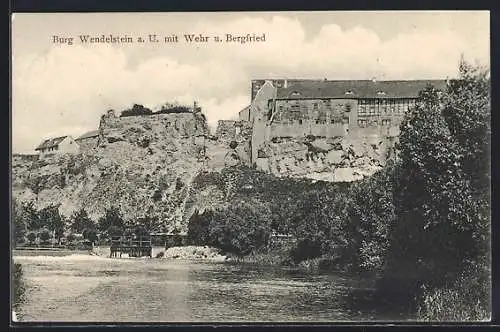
(359, 105, 367, 116)
(313, 103, 318, 110)
(331, 119, 335, 124)
(345, 90, 353, 95)
(358, 119, 367, 128)
(279, 105, 284, 111)
(382, 119, 391, 126)
(299, 119, 303, 125)
(381, 100, 388, 114)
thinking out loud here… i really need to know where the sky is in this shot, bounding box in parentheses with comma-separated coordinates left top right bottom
(12, 11, 490, 154)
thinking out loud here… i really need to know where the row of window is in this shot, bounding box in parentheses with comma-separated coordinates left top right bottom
(275, 118, 349, 125)
(358, 118, 392, 128)
(277, 99, 413, 116)
(280, 102, 351, 111)
(274, 117, 392, 128)
(358, 99, 416, 116)
(43, 146, 59, 152)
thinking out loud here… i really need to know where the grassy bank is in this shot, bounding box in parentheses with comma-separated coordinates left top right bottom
(12, 262, 26, 314)
(416, 264, 490, 321)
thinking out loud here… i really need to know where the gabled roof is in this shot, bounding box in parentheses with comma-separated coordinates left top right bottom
(275, 80, 448, 99)
(35, 136, 69, 151)
(76, 130, 99, 141)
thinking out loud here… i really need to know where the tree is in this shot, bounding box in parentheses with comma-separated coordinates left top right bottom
(187, 209, 213, 245)
(21, 201, 40, 231)
(82, 228, 98, 245)
(98, 206, 125, 236)
(12, 199, 27, 245)
(384, 61, 491, 298)
(38, 204, 65, 244)
(70, 208, 95, 233)
(207, 200, 272, 256)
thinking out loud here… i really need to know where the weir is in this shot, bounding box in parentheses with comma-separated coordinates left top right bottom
(110, 235, 152, 258)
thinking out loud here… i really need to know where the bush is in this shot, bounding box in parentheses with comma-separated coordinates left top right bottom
(98, 206, 124, 235)
(39, 228, 51, 244)
(229, 141, 238, 149)
(26, 231, 37, 245)
(120, 104, 153, 117)
(82, 228, 98, 244)
(417, 262, 490, 321)
(67, 233, 76, 243)
(187, 209, 212, 245)
(207, 201, 272, 256)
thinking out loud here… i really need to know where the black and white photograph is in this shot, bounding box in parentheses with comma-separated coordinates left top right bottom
(11, 11, 491, 323)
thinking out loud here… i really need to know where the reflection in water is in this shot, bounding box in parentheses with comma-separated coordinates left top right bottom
(13, 254, 409, 322)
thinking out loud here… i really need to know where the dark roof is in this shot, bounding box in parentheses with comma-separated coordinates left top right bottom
(76, 130, 99, 141)
(35, 136, 69, 151)
(275, 80, 448, 99)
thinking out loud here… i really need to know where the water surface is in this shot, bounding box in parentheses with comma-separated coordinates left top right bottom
(13, 253, 412, 322)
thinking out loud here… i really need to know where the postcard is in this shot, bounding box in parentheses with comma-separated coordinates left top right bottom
(11, 11, 491, 324)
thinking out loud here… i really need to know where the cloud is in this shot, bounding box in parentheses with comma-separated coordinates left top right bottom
(12, 14, 490, 153)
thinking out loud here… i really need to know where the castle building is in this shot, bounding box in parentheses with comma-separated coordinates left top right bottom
(244, 79, 448, 165)
(75, 130, 100, 153)
(35, 135, 79, 158)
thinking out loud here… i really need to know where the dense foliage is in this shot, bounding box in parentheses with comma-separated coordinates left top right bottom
(119, 102, 193, 117)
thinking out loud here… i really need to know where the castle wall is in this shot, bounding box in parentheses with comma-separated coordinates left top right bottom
(238, 107, 251, 121)
(214, 120, 253, 165)
(76, 136, 99, 153)
(250, 81, 278, 163)
(270, 99, 356, 138)
(270, 97, 416, 140)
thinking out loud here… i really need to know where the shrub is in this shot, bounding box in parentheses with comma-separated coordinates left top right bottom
(26, 231, 37, 245)
(187, 209, 212, 245)
(152, 189, 163, 202)
(82, 228, 99, 245)
(120, 104, 153, 117)
(12, 262, 26, 311)
(39, 228, 51, 244)
(417, 262, 490, 321)
(70, 208, 95, 233)
(98, 206, 124, 235)
(229, 141, 238, 149)
(207, 200, 272, 256)
(67, 233, 76, 243)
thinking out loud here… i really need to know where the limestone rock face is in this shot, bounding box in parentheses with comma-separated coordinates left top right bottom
(11, 112, 236, 233)
(255, 135, 396, 182)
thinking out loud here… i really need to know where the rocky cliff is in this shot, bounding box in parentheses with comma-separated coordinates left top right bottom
(255, 134, 397, 182)
(12, 110, 243, 232)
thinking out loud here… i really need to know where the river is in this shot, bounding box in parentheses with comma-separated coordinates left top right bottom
(12, 251, 414, 323)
